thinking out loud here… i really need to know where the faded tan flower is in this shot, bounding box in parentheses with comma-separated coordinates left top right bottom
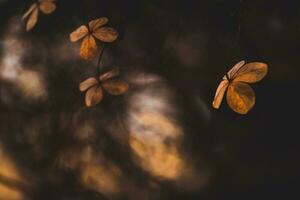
(79, 69, 129, 107)
(213, 60, 268, 114)
(70, 17, 118, 60)
(22, 0, 56, 31)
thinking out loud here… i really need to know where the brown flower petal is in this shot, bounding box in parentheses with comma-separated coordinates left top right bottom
(39, 0, 56, 14)
(85, 85, 103, 107)
(70, 25, 89, 42)
(212, 79, 229, 109)
(233, 62, 268, 83)
(99, 68, 119, 82)
(22, 3, 38, 20)
(80, 35, 98, 60)
(93, 27, 118, 43)
(88, 17, 109, 32)
(227, 60, 245, 80)
(79, 77, 98, 92)
(26, 7, 39, 31)
(226, 82, 255, 114)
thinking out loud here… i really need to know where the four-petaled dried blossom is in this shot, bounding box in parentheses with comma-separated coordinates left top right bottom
(70, 17, 119, 60)
(79, 69, 129, 107)
(212, 60, 268, 114)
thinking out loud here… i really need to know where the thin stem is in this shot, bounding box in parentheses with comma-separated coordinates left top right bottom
(96, 45, 106, 77)
(236, 0, 244, 48)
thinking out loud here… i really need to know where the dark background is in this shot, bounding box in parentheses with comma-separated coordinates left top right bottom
(0, 0, 299, 199)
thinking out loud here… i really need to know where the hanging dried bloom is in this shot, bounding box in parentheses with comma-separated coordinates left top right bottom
(70, 17, 119, 60)
(212, 60, 268, 114)
(79, 69, 129, 107)
(22, 0, 56, 31)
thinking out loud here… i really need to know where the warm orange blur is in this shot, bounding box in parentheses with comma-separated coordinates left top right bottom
(0, 147, 25, 200)
(126, 73, 210, 190)
(129, 112, 184, 180)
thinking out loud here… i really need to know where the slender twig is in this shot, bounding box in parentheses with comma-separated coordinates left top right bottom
(236, 0, 244, 47)
(96, 44, 106, 77)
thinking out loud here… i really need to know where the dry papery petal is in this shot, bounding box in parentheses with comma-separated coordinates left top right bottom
(80, 35, 98, 60)
(85, 85, 103, 107)
(70, 25, 89, 42)
(227, 60, 245, 80)
(226, 82, 255, 114)
(99, 69, 119, 82)
(79, 77, 98, 92)
(22, 3, 37, 20)
(233, 62, 268, 83)
(39, 0, 56, 14)
(26, 7, 39, 31)
(93, 27, 119, 43)
(212, 79, 229, 109)
(88, 17, 109, 32)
